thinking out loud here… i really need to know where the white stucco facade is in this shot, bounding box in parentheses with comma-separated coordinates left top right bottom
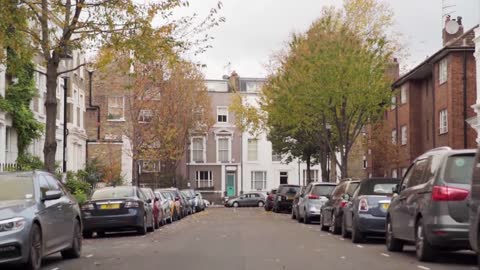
(473, 25, 480, 144)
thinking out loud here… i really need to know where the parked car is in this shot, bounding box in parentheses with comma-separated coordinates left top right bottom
(157, 189, 181, 221)
(154, 191, 172, 224)
(291, 187, 304, 219)
(160, 188, 185, 219)
(181, 189, 197, 214)
(224, 192, 266, 207)
(195, 191, 206, 212)
(179, 192, 193, 216)
(342, 178, 400, 243)
(272, 185, 301, 213)
(469, 147, 480, 268)
(81, 186, 155, 237)
(0, 171, 82, 270)
(386, 147, 475, 262)
(264, 189, 277, 211)
(141, 188, 162, 228)
(296, 183, 337, 224)
(320, 179, 360, 233)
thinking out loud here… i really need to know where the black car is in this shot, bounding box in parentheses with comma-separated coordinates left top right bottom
(264, 189, 277, 211)
(81, 186, 155, 237)
(320, 179, 360, 233)
(342, 178, 400, 242)
(272, 185, 301, 213)
(387, 147, 475, 262)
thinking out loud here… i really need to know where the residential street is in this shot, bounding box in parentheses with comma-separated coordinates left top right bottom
(35, 208, 476, 270)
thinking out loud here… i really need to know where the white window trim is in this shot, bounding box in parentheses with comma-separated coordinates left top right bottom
(107, 96, 125, 121)
(401, 125, 407, 146)
(216, 136, 232, 163)
(251, 171, 267, 190)
(191, 136, 206, 163)
(302, 169, 319, 182)
(196, 171, 213, 188)
(400, 85, 407, 104)
(391, 96, 396, 110)
(392, 129, 397, 145)
(439, 109, 448, 134)
(247, 138, 258, 162)
(216, 106, 228, 124)
(439, 58, 448, 85)
(138, 109, 153, 123)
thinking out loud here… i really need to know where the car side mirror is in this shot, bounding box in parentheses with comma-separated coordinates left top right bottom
(154, 197, 160, 202)
(392, 184, 400, 194)
(342, 194, 350, 201)
(42, 190, 62, 201)
(146, 198, 152, 204)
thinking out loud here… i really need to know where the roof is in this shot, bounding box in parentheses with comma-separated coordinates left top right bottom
(392, 25, 478, 88)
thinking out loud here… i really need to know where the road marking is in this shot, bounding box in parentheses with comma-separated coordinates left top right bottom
(339, 238, 345, 241)
(356, 245, 364, 248)
(380, 253, 390, 257)
(50, 268, 59, 270)
(417, 266, 430, 270)
(86, 254, 93, 258)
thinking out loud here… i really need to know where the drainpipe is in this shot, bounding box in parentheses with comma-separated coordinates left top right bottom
(431, 66, 436, 149)
(85, 70, 101, 162)
(463, 50, 468, 148)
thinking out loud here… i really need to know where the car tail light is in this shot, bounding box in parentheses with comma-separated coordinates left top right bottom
(340, 200, 348, 208)
(81, 203, 95, 211)
(358, 199, 369, 212)
(432, 186, 469, 201)
(124, 201, 140, 208)
(308, 194, 319, 199)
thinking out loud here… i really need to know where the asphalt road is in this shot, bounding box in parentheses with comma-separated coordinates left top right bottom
(37, 207, 477, 270)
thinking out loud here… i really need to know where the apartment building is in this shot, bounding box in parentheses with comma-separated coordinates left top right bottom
(370, 18, 478, 177)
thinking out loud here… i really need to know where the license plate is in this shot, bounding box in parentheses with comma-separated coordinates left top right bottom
(381, 203, 390, 210)
(100, 204, 120, 210)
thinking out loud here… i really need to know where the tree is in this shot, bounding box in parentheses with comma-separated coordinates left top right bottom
(260, 0, 397, 178)
(0, 0, 223, 172)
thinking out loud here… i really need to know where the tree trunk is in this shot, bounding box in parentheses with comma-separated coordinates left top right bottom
(43, 58, 60, 173)
(340, 150, 348, 179)
(306, 155, 311, 185)
(319, 148, 328, 183)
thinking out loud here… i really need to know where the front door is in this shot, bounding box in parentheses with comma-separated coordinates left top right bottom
(226, 173, 235, 197)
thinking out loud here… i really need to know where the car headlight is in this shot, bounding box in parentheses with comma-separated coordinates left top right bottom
(0, 217, 26, 232)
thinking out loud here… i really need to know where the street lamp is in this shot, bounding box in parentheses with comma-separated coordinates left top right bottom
(325, 124, 331, 183)
(60, 50, 73, 174)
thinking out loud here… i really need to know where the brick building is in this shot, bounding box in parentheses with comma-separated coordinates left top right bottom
(370, 18, 478, 178)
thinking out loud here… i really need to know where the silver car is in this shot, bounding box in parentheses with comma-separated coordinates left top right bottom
(296, 183, 337, 224)
(0, 171, 82, 270)
(155, 191, 173, 224)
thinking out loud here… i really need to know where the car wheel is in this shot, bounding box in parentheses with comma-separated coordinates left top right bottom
(320, 212, 329, 231)
(291, 208, 296, 220)
(351, 218, 364, 243)
(303, 209, 311, 224)
(258, 201, 264, 207)
(415, 218, 436, 262)
(25, 223, 42, 270)
(386, 217, 403, 252)
(341, 215, 351, 239)
(329, 212, 340, 234)
(137, 215, 147, 235)
(61, 219, 82, 259)
(233, 202, 239, 208)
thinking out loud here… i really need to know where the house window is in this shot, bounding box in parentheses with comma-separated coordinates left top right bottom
(251, 171, 266, 190)
(391, 129, 397, 145)
(392, 169, 398, 178)
(280, 171, 288, 184)
(439, 109, 448, 134)
(391, 96, 396, 110)
(67, 103, 74, 124)
(217, 137, 230, 162)
(401, 125, 407, 145)
(217, 106, 228, 123)
(138, 109, 153, 123)
(303, 169, 319, 182)
(56, 98, 61, 120)
(400, 85, 407, 104)
(141, 160, 159, 173)
(191, 137, 205, 163)
(439, 58, 448, 84)
(5, 127, 11, 151)
(76, 107, 81, 127)
(247, 139, 258, 161)
(196, 171, 213, 188)
(363, 156, 367, 169)
(107, 96, 124, 120)
(272, 151, 282, 162)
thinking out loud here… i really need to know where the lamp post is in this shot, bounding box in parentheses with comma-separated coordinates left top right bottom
(62, 76, 68, 173)
(326, 124, 331, 183)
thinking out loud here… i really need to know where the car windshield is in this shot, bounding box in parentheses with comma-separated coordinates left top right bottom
(358, 179, 400, 195)
(278, 186, 300, 194)
(161, 192, 172, 200)
(312, 185, 336, 196)
(141, 189, 154, 199)
(0, 175, 35, 201)
(92, 187, 134, 200)
(444, 154, 475, 184)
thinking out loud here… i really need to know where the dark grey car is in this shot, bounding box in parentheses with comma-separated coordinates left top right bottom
(0, 171, 82, 270)
(225, 193, 265, 207)
(386, 147, 475, 262)
(342, 178, 400, 243)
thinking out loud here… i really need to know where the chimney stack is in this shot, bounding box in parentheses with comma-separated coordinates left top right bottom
(443, 15, 464, 46)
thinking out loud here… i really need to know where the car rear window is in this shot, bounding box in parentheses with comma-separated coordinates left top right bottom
(312, 185, 336, 196)
(278, 186, 300, 194)
(92, 187, 134, 200)
(358, 179, 400, 195)
(444, 154, 475, 184)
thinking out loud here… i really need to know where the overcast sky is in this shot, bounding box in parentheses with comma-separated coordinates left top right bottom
(176, 0, 479, 79)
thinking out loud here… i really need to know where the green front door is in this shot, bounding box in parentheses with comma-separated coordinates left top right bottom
(226, 173, 235, 197)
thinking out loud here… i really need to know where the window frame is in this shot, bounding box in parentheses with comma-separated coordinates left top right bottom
(439, 58, 448, 85)
(251, 171, 267, 191)
(191, 137, 206, 163)
(400, 85, 407, 104)
(138, 109, 153, 123)
(196, 171, 213, 188)
(217, 137, 231, 163)
(303, 169, 319, 182)
(401, 125, 408, 146)
(391, 129, 397, 145)
(439, 109, 448, 134)
(107, 96, 125, 121)
(216, 106, 228, 123)
(247, 138, 258, 162)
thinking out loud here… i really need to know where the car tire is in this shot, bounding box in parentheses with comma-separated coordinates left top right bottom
(258, 201, 264, 207)
(25, 223, 42, 270)
(96, 232, 105, 238)
(329, 212, 341, 234)
(137, 215, 148, 235)
(303, 209, 311, 224)
(341, 215, 351, 238)
(83, 231, 93, 239)
(386, 217, 404, 252)
(415, 218, 436, 262)
(61, 219, 82, 259)
(233, 202, 239, 208)
(351, 218, 364, 243)
(320, 213, 329, 231)
(291, 208, 296, 220)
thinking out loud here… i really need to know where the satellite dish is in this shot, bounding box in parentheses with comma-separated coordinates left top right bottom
(445, 20, 460, 35)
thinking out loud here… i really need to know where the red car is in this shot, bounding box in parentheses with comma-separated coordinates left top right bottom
(141, 188, 163, 228)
